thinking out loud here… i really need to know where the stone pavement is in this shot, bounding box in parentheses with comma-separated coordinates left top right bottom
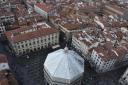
(0, 42, 127, 85)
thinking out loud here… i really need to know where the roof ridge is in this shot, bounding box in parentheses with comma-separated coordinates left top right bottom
(53, 52, 65, 77)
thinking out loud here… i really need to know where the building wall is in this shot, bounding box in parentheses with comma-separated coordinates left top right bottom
(72, 36, 88, 57)
(0, 23, 6, 37)
(90, 50, 116, 73)
(72, 36, 99, 60)
(119, 68, 128, 85)
(34, 5, 48, 18)
(59, 24, 72, 40)
(11, 32, 59, 55)
(0, 15, 15, 23)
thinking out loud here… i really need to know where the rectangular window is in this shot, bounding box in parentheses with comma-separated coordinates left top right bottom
(37, 41, 39, 43)
(48, 37, 50, 40)
(18, 45, 20, 48)
(41, 40, 43, 42)
(22, 45, 24, 48)
(44, 39, 46, 41)
(33, 41, 35, 44)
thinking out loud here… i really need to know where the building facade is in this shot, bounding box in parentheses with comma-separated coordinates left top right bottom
(0, 22, 6, 37)
(34, 3, 53, 19)
(90, 43, 128, 73)
(90, 49, 117, 73)
(0, 13, 15, 23)
(119, 68, 128, 85)
(72, 35, 89, 56)
(72, 30, 99, 59)
(5, 23, 59, 55)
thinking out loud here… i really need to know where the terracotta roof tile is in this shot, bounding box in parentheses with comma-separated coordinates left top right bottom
(0, 54, 8, 63)
(5, 27, 59, 43)
(36, 3, 52, 12)
(0, 70, 18, 85)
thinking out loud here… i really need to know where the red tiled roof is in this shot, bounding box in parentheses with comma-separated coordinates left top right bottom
(93, 43, 127, 61)
(94, 46, 117, 61)
(0, 78, 9, 85)
(36, 3, 52, 12)
(61, 23, 81, 30)
(0, 70, 18, 85)
(0, 54, 8, 63)
(5, 28, 59, 43)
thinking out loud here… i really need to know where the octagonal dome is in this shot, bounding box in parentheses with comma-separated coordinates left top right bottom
(44, 48, 84, 84)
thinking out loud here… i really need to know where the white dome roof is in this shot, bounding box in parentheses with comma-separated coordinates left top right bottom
(44, 48, 84, 84)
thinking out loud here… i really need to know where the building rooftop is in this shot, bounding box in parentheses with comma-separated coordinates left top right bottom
(5, 23, 59, 43)
(0, 54, 8, 63)
(44, 48, 84, 84)
(73, 24, 128, 61)
(0, 70, 18, 85)
(0, 8, 14, 17)
(93, 43, 128, 61)
(35, 2, 53, 12)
